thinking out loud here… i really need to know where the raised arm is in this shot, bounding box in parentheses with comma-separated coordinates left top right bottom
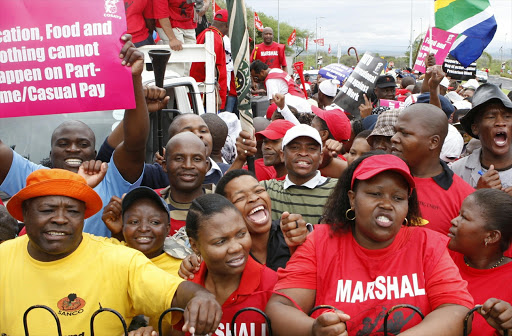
(112, 35, 150, 183)
(0, 141, 14, 185)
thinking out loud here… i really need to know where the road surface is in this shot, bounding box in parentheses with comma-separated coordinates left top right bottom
(488, 75, 512, 91)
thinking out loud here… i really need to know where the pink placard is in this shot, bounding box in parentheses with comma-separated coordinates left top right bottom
(0, 0, 135, 118)
(413, 27, 458, 73)
(379, 99, 405, 109)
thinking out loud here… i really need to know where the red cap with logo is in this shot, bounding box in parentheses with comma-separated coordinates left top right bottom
(312, 106, 351, 142)
(351, 154, 415, 194)
(256, 119, 295, 141)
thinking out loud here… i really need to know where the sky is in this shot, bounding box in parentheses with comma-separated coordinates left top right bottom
(245, 0, 512, 57)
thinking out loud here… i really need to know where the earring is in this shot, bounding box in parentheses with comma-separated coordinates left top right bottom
(345, 208, 356, 221)
(403, 218, 408, 226)
(485, 240, 488, 247)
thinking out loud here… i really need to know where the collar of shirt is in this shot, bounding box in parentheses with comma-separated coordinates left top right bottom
(431, 160, 454, 191)
(283, 170, 327, 189)
(192, 256, 263, 305)
(465, 148, 481, 169)
(205, 158, 222, 177)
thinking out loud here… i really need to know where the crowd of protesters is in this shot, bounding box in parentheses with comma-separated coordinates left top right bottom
(2, 2, 512, 336)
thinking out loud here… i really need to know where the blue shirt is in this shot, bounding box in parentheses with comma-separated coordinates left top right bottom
(1, 150, 143, 237)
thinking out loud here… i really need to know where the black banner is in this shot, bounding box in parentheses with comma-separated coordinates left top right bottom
(333, 52, 385, 118)
(442, 54, 477, 81)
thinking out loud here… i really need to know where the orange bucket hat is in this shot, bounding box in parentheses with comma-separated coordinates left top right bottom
(6, 169, 103, 221)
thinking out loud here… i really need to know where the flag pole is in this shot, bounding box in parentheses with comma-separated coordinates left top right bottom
(429, 1, 434, 54)
(253, 13, 256, 50)
(228, 0, 255, 173)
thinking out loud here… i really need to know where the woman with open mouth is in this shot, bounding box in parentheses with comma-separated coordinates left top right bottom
(266, 152, 474, 336)
(448, 188, 512, 335)
(179, 169, 310, 280)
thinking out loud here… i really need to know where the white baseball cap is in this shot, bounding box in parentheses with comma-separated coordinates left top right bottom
(462, 79, 480, 90)
(319, 79, 340, 97)
(282, 124, 323, 150)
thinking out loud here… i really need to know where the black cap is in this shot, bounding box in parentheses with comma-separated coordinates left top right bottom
(375, 75, 396, 88)
(460, 83, 512, 139)
(122, 186, 170, 220)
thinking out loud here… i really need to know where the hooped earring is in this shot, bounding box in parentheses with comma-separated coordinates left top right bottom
(403, 218, 408, 226)
(345, 208, 356, 221)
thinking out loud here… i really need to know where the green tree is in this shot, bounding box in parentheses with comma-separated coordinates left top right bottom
(404, 33, 425, 67)
(247, 11, 310, 54)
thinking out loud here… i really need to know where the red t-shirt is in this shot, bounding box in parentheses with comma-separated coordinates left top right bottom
(450, 251, 512, 336)
(124, 0, 159, 43)
(276, 225, 474, 335)
(243, 158, 285, 182)
(413, 174, 474, 235)
(154, 0, 196, 29)
(183, 256, 277, 336)
(190, 26, 227, 110)
(251, 42, 287, 69)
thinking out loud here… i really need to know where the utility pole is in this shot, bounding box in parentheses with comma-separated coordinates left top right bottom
(277, 0, 280, 44)
(409, 0, 413, 68)
(315, 16, 324, 69)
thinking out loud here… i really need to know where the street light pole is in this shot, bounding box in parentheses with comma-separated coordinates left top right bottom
(277, 0, 280, 44)
(315, 16, 324, 69)
(409, 0, 413, 68)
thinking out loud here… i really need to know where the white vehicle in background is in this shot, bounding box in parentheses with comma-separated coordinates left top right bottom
(476, 69, 488, 83)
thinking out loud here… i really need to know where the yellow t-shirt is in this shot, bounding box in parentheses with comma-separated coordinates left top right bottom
(105, 237, 182, 276)
(148, 252, 183, 333)
(151, 252, 182, 277)
(0, 233, 184, 336)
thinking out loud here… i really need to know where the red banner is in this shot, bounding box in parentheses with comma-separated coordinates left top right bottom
(328, 44, 332, 54)
(254, 12, 263, 32)
(305, 35, 309, 51)
(287, 29, 296, 46)
(314, 38, 325, 46)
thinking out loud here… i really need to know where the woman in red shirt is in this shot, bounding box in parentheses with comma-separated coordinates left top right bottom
(266, 153, 474, 335)
(448, 188, 512, 335)
(178, 193, 277, 336)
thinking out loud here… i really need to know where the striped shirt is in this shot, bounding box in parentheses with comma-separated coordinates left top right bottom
(261, 177, 337, 225)
(156, 184, 215, 235)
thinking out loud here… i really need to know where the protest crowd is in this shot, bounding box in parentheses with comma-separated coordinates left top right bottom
(2, 0, 512, 335)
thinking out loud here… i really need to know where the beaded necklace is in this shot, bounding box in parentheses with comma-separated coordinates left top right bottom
(464, 255, 505, 269)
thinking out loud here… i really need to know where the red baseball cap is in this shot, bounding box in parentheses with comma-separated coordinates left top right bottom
(351, 154, 415, 194)
(214, 9, 228, 22)
(256, 119, 295, 141)
(312, 106, 351, 142)
(266, 103, 278, 119)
